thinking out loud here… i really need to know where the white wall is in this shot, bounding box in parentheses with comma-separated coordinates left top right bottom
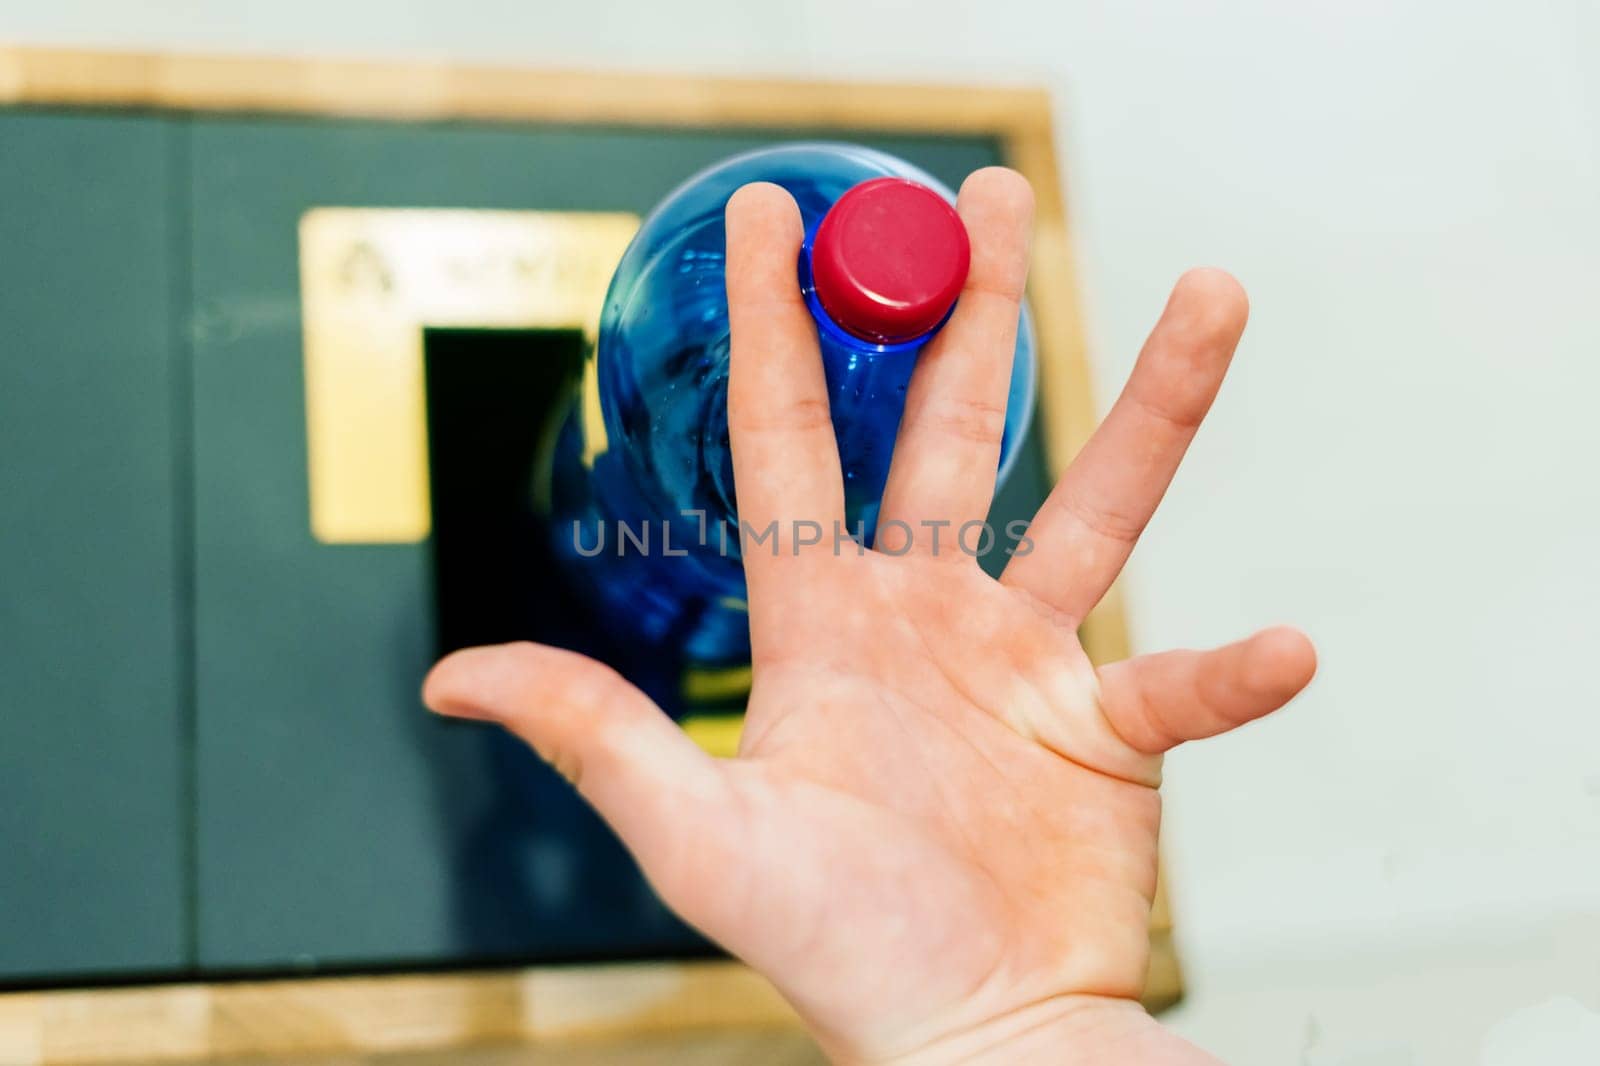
(6, 2, 1597, 1061)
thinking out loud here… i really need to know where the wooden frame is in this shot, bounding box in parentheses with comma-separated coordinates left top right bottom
(0, 44, 1175, 1062)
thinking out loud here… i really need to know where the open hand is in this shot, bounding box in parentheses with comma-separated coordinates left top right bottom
(424, 170, 1316, 1065)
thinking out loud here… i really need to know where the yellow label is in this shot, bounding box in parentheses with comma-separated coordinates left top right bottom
(298, 208, 638, 544)
(681, 663, 754, 704)
(679, 714, 746, 758)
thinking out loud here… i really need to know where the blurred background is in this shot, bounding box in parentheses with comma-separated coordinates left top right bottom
(3, 2, 1598, 1064)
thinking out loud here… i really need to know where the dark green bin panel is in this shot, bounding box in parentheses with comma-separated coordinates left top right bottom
(187, 117, 1011, 970)
(0, 113, 187, 979)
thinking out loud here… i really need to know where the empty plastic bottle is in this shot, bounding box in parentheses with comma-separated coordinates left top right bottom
(549, 143, 1035, 669)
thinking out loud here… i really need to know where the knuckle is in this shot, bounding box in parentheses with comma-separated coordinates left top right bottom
(566, 661, 632, 712)
(729, 395, 833, 434)
(1128, 386, 1207, 433)
(916, 393, 1008, 445)
(1053, 486, 1149, 545)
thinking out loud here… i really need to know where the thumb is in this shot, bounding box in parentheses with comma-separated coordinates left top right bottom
(422, 642, 730, 903)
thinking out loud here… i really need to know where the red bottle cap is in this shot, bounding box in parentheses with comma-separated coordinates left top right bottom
(810, 177, 970, 344)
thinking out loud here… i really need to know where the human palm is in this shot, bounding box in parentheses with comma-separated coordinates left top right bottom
(425, 171, 1315, 1065)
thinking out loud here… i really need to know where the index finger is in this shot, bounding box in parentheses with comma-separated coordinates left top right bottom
(725, 183, 845, 587)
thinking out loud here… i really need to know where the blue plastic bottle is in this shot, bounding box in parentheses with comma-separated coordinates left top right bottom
(550, 144, 1035, 669)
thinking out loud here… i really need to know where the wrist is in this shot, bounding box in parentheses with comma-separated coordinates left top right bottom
(838, 995, 1222, 1066)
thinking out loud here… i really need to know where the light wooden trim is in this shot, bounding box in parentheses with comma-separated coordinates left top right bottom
(0, 956, 1181, 1063)
(0, 45, 1052, 139)
(0, 953, 1190, 1062)
(0, 45, 1179, 1060)
(0, 961, 798, 1063)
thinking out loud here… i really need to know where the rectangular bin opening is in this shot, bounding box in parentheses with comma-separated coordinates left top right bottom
(424, 327, 586, 657)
